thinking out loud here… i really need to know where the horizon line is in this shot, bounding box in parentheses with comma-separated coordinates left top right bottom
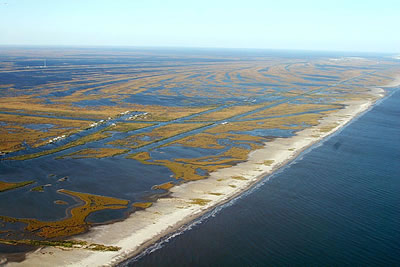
(0, 44, 397, 55)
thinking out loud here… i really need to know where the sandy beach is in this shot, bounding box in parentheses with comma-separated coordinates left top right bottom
(5, 83, 395, 267)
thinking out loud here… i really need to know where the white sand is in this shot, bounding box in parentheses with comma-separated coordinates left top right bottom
(382, 75, 400, 88)
(5, 86, 390, 267)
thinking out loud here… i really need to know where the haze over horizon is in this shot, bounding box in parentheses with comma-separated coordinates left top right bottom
(0, 0, 399, 53)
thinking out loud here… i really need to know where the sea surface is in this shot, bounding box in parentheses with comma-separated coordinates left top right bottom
(126, 88, 400, 266)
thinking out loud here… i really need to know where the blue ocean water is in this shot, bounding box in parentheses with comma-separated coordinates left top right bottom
(126, 88, 400, 266)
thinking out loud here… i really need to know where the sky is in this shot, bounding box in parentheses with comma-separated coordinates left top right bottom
(0, 0, 399, 53)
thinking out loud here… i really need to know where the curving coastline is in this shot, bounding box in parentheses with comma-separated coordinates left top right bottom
(5, 84, 396, 267)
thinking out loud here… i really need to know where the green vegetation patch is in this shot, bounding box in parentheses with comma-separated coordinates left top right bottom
(132, 202, 153, 209)
(232, 176, 248, 180)
(262, 160, 275, 166)
(208, 192, 224, 196)
(152, 181, 175, 190)
(0, 113, 93, 154)
(0, 189, 129, 239)
(103, 122, 154, 133)
(54, 200, 68, 205)
(319, 123, 339, 133)
(188, 104, 264, 122)
(0, 238, 120, 252)
(31, 185, 44, 192)
(110, 123, 209, 149)
(0, 180, 35, 193)
(5, 131, 111, 161)
(57, 148, 129, 159)
(188, 198, 211, 206)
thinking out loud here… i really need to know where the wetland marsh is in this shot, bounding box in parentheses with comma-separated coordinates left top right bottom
(0, 47, 399, 265)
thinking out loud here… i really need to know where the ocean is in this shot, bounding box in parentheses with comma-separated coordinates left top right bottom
(126, 87, 400, 266)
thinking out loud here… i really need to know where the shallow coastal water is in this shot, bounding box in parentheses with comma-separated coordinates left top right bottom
(128, 88, 400, 266)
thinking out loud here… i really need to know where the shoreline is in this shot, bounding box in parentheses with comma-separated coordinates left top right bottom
(5, 84, 396, 266)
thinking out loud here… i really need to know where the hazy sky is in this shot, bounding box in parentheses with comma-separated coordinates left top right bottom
(0, 0, 399, 53)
